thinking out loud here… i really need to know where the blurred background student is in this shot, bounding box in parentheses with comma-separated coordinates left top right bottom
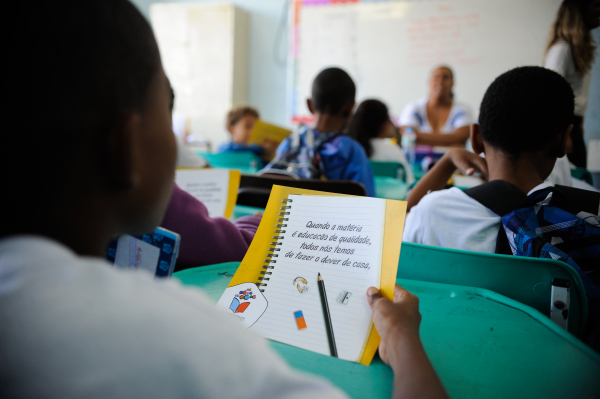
(348, 99, 415, 185)
(399, 66, 472, 148)
(544, 0, 600, 168)
(218, 106, 277, 166)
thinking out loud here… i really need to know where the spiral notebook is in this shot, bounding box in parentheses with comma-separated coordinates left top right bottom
(216, 185, 406, 365)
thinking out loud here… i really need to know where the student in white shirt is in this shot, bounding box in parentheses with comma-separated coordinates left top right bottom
(1, 2, 448, 398)
(404, 66, 598, 252)
(544, 0, 600, 168)
(348, 99, 415, 185)
(399, 66, 472, 148)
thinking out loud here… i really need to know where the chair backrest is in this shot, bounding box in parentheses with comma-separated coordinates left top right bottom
(398, 242, 588, 337)
(195, 151, 261, 171)
(571, 167, 593, 184)
(237, 174, 367, 208)
(369, 160, 406, 182)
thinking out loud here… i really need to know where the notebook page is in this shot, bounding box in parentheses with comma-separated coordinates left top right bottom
(250, 194, 386, 361)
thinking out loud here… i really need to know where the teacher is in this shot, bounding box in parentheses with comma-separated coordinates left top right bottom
(399, 66, 472, 148)
(544, 0, 600, 168)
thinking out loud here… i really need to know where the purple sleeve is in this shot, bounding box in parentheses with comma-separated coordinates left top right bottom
(160, 183, 261, 271)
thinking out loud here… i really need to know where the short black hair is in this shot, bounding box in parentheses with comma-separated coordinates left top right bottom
(4, 0, 160, 234)
(311, 68, 356, 115)
(348, 99, 390, 158)
(478, 66, 574, 156)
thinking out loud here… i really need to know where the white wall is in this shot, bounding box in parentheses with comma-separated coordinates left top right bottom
(133, 0, 292, 129)
(132, 0, 600, 151)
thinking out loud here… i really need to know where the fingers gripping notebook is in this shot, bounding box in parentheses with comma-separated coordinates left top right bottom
(216, 185, 406, 365)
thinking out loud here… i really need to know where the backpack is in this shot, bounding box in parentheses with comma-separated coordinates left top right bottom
(465, 180, 600, 349)
(261, 126, 340, 179)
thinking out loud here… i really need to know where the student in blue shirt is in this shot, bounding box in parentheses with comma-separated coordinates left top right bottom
(218, 106, 277, 166)
(263, 68, 375, 197)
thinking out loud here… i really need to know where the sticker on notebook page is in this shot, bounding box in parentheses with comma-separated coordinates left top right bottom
(294, 310, 307, 330)
(216, 283, 268, 329)
(293, 277, 309, 293)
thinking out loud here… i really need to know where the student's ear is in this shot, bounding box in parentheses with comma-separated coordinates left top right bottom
(227, 125, 234, 135)
(105, 112, 142, 191)
(555, 124, 573, 158)
(470, 123, 485, 154)
(307, 98, 315, 114)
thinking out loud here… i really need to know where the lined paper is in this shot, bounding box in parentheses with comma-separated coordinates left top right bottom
(251, 194, 385, 361)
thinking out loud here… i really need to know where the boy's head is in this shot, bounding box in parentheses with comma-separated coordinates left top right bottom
(308, 68, 356, 120)
(475, 66, 573, 176)
(4, 1, 177, 249)
(226, 106, 260, 145)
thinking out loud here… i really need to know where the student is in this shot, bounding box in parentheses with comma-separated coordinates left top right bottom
(170, 86, 208, 168)
(262, 68, 376, 197)
(218, 106, 277, 165)
(160, 183, 261, 271)
(404, 66, 597, 253)
(160, 85, 260, 271)
(399, 66, 472, 148)
(348, 99, 415, 185)
(544, 0, 600, 168)
(1, 2, 448, 398)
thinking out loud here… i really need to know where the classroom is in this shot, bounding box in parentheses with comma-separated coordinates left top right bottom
(2, 0, 600, 398)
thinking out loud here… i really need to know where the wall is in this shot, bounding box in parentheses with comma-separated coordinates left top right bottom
(133, 0, 600, 153)
(133, 0, 292, 129)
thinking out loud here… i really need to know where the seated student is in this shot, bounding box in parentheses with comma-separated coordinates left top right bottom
(262, 68, 375, 197)
(160, 183, 260, 271)
(170, 86, 208, 168)
(404, 66, 599, 254)
(1, 2, 448, 398)
(217, 106, 277, 165)
(348, 99, 415, 185)
(160, 85, 260, 271)
(399, 66, 472, 148)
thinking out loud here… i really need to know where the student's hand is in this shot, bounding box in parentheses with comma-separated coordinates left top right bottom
(260, 138, 278, 159)
(446, 148, 488, 179)
(367, 284, 421, 367)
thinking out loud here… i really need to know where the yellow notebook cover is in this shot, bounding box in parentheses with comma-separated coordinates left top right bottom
(248, 120, 291, 147)
(219, 185, 406, 365)
(174, 168, 240, 219)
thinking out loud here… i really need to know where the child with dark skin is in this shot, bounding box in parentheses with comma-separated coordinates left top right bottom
(1, 1, 446, 398)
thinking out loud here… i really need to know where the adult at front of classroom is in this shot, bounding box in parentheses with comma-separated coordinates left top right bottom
(544, 0, 600, 169)
(398, 65, 473, 149)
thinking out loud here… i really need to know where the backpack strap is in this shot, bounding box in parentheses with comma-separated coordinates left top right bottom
(464, 180, 527, 216)
(464, 180, 528, 255)
(555, 184, 600, 216)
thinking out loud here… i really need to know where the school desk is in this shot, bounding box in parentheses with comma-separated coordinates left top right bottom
(174, 262, 600, 399)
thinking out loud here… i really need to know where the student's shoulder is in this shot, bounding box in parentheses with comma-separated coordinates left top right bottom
(410, 187, 489, 217)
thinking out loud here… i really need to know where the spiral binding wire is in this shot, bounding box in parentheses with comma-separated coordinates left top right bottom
(257, 198, 292, 292)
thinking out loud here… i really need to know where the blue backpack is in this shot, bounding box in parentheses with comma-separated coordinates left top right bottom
(466, 180, 600, 349)
(261, 126, 340, 179)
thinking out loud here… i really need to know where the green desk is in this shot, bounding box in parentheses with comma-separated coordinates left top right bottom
(374, 177, 409, 200)
(174, 263, 600, 399)
(231, 204, 264, 219)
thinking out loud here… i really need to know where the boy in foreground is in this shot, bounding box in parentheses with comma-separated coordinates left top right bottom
(0, 1, 446, 398)
(404, 66, 593, 252)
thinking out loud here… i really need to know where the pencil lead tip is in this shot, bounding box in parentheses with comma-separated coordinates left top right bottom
(318, 272, 321, 276)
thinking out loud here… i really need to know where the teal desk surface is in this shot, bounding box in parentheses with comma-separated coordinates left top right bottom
(374, 177, 408, 200)
(174, 262, 600, 399)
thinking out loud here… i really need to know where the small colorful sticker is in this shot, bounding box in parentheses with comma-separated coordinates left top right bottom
(294, 310, 307, 330)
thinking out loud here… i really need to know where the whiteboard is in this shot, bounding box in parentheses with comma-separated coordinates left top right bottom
(292, 0, 562, 121)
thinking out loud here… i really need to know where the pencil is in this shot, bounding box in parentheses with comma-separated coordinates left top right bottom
(318, 272, 338, 357)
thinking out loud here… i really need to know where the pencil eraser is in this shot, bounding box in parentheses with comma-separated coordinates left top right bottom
(294, 310, 307, 330)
